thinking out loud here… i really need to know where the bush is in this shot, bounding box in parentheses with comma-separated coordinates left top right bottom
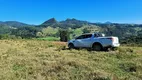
(59, 29, 70, 42)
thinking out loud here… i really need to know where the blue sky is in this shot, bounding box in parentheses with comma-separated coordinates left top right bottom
(0, 0, 142, 24)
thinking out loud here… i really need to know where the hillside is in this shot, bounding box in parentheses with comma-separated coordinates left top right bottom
(0, 18, 142, 42)
(42, 18, 58, 25)
(38, 18, 89, 29)
(0, 21, 33, 28)
(38, 18, 142, 39)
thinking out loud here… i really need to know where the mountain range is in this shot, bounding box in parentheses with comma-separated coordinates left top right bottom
(0, 21, 33, 28)
(0, 18, 142, 28)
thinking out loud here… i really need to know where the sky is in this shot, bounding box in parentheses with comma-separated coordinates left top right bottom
(0, 0, 142, 24)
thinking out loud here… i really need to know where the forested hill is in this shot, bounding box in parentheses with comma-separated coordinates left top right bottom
(38, 18, 89, 28)
(1, 18, 142, 29)
(39, 18, 142, 28)
(37, 18, 142, 39)
(0, 21, 34, 28)
(0, 18, 142, 43)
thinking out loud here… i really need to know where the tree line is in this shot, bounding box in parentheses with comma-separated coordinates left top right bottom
(0, 24, 142, 45)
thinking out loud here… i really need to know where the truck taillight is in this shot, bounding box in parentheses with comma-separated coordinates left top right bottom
(107, 38, 114, 42)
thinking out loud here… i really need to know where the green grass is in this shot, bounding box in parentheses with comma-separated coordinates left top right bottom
(0, 40, 142, 80)
(37, 37, 60, 41)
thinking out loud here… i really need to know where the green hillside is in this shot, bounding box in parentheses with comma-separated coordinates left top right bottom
(0, 18, 142, 44)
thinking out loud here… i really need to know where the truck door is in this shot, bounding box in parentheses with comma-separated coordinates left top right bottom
(74, 34, 93, 47)
(74, 35, 84, 47)
(80, 34, 93, 47)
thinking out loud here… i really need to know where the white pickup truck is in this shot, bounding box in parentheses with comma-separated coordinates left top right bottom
(68, 33, 120, 51)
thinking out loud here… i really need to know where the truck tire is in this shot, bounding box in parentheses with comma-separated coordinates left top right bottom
(68, 43, 74, 49)
(92, 43, 102, 51)
(103, 47, 109, 51)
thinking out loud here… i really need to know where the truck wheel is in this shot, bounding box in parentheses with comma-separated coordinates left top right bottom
(68, 43, 74, 49)
(92, 44, 102, 51)
(103, 47, 109, 51)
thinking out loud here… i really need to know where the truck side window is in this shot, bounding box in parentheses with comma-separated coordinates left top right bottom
(94, 34, 98, 37)
(85, 34, 92, 38)
(76, 35, 83, 39)
(76, 34, 92, 39)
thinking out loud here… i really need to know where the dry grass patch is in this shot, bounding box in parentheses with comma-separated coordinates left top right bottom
(0, 40, 142, 80)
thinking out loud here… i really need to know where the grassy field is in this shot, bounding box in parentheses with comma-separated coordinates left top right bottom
(37, 37, 60, 41)
(0, 40, 142, 80)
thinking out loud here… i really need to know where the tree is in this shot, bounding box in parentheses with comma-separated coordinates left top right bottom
(138, 30, 142, 37)
(59, 29, 70, 42)
(72, 28, 83, 38)
(36, 32, 43, 38)
(42, 26, 59, 37)
(12, 26, 39, 38)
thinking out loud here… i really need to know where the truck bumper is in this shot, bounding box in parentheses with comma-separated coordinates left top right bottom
(111, 43, 120, 47)
(104, 43, 120, 48)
